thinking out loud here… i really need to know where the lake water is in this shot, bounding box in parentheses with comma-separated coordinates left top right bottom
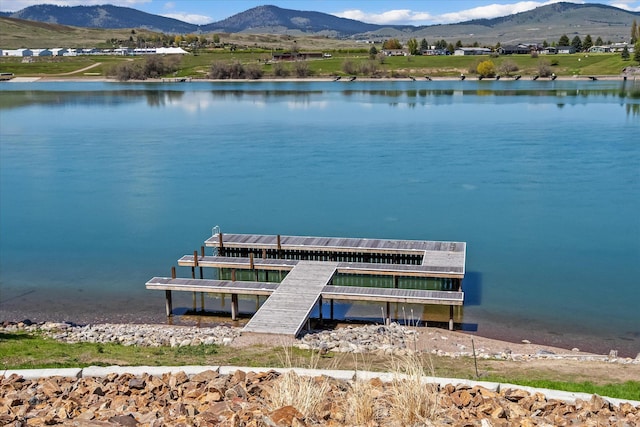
(1, 79, 639, 356)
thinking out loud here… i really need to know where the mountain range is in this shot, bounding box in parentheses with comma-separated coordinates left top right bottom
(1, 2, 638, 44)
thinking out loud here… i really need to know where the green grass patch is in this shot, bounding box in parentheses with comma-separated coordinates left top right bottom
(2, 51, 632, 79)
(484, 376, 640, 401)
(2, 331, 639, 401)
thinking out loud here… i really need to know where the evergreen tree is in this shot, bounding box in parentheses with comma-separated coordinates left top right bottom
(631, 20, 638, 44)
(369, 45, 378, 59)
(420, 38, 429, 51)
(447, 43, 455, 54)
(455, 40, 463, 48)
(621, 45, 630, 60)
(583, 34, 593, 51)
(571, 35, 583, 52)
(635, 41, 640, 62)
(595, 36, 603, 46)
(542, 40, 549, 48)
(558, 34, 570, 46)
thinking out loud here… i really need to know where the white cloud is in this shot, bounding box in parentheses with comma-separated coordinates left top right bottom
(335, 1, 591, 26)
(0, 0, 150, 12)
(610, 1, 640, 11)
(336, 9, 433, 25)
(163, 2, 175, 10)
(161, 12, 212, 25)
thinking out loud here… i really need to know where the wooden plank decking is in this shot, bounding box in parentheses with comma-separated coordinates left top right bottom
(146, 277, 463, 306)
(242, 261, 338, 336)
(321, 286, 463, 305)
(179, 255, 463, 278)
(205, 233, 465, 255)
(146, 277, 278, 295)
(203, 232, 466, 276)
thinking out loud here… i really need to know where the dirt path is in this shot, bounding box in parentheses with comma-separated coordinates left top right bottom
(54, 62, 102, 76)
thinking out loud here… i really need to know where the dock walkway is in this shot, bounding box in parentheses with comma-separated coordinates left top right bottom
(242, 261, 337, 336)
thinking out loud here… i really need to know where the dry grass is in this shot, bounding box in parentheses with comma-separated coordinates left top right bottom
(266, 345, 337, 419)
(268, 370, 334, 418)
(385, 352, 440, 425)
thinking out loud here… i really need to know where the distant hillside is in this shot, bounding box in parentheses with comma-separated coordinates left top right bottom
(6, 4, 198, 33)
(0, 16, 167, 49)
(200, 5, 405, 36)
(2, 2, 639, 44)
(360, 2, 639, 44)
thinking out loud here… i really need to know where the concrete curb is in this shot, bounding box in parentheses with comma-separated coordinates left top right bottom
(2, 366, 639, 407)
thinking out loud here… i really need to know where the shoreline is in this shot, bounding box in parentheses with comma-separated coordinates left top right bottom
(0, 318, 623, 359)
(4, 73, 635, 83)
(3, 310, 638, 361)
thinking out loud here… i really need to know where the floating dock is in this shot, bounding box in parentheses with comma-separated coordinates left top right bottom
(146, 231, 466, 336)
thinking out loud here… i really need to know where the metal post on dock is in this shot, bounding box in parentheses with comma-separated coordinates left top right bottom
(218, 232, 224, 256)
(386, 301, 391, 325)
(199, 246, 205, 279)
(277, 234, 282, 258)
(449, 305, 454, 331)
(191, 250, 197, 279)
(165, 266, 176, 317)
(231, 294, 238, 320)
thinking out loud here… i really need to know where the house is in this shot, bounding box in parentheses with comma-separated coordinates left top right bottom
(556, 46, 576, 54)
(50, 48, 69, 56)
(588, 46, 611, 53)
(114, 47, 133, 55)
(497, 45, 531, 55)
(156, 47, 189, 54)
(382, 49, 407, 56)
(2, 48, 33, 57)
(32, 49, 52, 57)
(421, 49, 449, 56)
(454, 47, 492, 56)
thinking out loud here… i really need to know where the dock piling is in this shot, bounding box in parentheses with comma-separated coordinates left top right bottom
(231, 294, 239, 320)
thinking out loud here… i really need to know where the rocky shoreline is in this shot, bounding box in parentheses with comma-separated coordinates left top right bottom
(3, 321, 639, 365)
(2, 321, 640, 426)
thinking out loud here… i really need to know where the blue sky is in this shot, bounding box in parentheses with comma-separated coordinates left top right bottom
(1, 0, 639, 25)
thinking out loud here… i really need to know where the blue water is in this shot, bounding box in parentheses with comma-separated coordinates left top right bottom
(1, 80, 639, 355)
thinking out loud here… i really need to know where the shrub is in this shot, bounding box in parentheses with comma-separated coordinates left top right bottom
(537, 59, 553, 77)
(293, 60, 310, 77)
(109, 56, 180, 81)
(476, 60, 496, 77)
(209, 61, 231, 79)
(358, 60, 379, 76)
(341, 59, 357, 75)
(245, 63, 264, 79)
(228, 61, 245, 79)
(272, 62, 290, 77)
(498, 59, 519, 76)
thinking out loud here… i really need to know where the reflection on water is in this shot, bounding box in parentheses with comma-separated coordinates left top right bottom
(173, 293, 463, 327)
(2, 80, 639, 117)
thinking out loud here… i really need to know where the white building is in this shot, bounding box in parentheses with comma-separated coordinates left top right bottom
(454, 47, 492, 56)
(2, 48, 33, 57)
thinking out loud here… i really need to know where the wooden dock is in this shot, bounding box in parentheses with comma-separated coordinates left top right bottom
(243, 261, 338, 335)
(179, 254, 463, 278)
(148, 231, 467, 334)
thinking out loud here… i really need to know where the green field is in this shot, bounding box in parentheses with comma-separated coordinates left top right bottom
(1, 49, 636, 80)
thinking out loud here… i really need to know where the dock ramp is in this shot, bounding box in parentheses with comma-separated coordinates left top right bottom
(243, 261, 337, 336)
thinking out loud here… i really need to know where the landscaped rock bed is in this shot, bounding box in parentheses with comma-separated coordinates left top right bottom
(1, 368, 638, 426)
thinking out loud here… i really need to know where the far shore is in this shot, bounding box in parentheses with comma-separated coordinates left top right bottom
(4, 73, 636, 84)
